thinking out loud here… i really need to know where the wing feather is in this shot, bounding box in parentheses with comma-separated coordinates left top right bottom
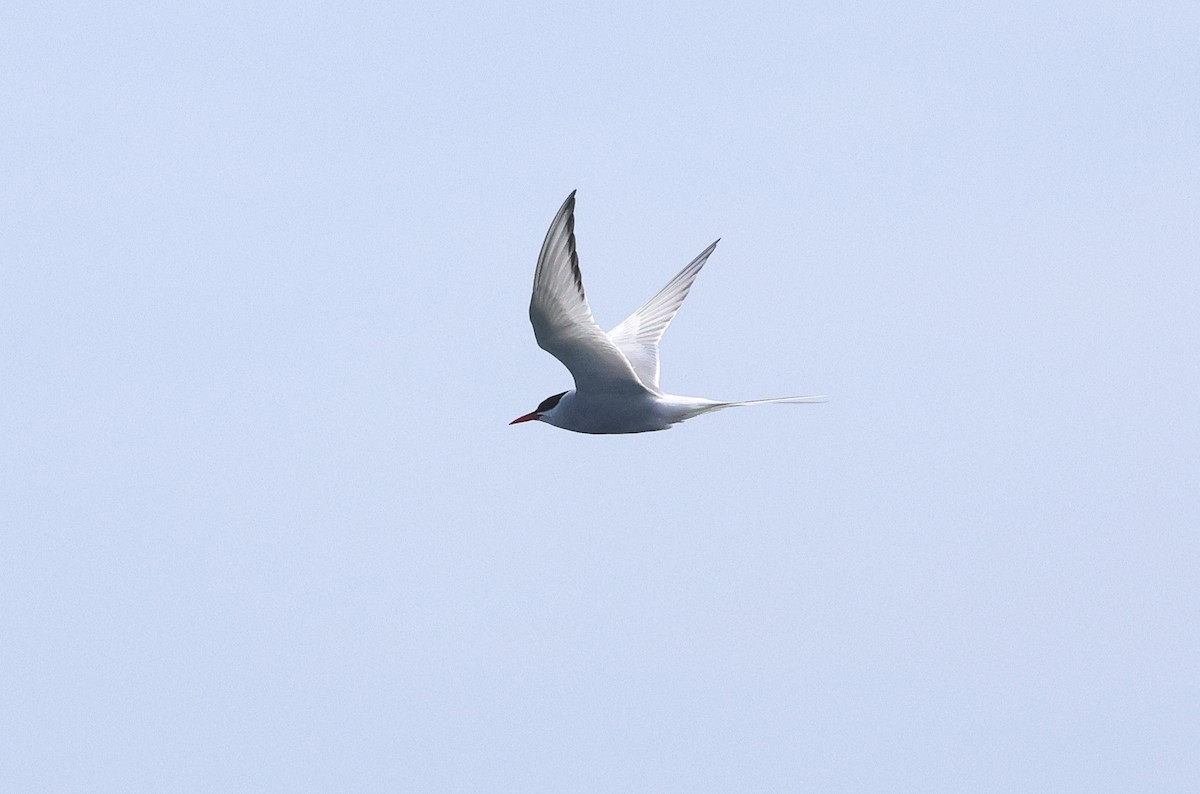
(529, 192, 648, 395)
(606, 240, 718, 391)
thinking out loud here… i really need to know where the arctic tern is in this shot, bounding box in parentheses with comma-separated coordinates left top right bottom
(511, 191, 823, 434)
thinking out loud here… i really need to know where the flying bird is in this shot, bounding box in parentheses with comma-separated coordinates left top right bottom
(511, 191, 824, 434)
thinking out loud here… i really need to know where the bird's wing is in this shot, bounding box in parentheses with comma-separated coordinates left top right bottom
(606, 240, 718, 391)
(529, 191, 648, 395)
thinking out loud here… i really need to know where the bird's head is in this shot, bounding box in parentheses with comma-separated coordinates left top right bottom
(510, 391, 568, 426)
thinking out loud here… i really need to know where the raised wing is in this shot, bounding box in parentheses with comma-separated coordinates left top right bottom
(606, 240, 718, 391)
(529, 192, 648, 395)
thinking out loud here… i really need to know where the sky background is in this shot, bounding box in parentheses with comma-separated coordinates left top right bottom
(3, 1, 1198, 790)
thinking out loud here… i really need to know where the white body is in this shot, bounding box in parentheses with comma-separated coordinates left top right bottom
(541, 390, 717, 434)
(539, 390, 822, 434)
(513, 192, 823, 434)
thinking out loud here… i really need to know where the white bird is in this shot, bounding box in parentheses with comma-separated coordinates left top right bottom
(511, 191, 824, 434)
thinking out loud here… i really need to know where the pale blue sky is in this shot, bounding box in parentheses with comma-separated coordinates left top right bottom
(3, 1, 1198, 790)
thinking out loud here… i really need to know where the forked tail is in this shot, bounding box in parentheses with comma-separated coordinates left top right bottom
(716, 395, 827, 408)
(680, 395, 827, 422)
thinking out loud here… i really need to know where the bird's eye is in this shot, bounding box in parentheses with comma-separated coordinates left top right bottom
(536, 391, 567, 412)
